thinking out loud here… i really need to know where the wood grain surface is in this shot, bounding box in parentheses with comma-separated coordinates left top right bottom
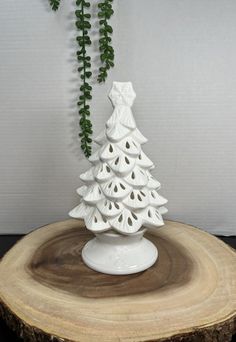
(0, 219, 235, 342)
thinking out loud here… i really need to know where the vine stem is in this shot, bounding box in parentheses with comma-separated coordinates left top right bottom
(81, 2, 86, 130)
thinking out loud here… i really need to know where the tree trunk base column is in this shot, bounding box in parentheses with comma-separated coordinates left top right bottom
(82, 228, 158, 275)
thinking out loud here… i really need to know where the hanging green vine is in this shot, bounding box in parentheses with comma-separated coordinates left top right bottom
(97, 0, 114, 83)
(49, 0, 61, 11)
(75, 0, 93, 157)
(48, 0, 115, 158)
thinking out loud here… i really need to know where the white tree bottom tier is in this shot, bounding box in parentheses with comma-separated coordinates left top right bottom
(0, 219, 235, 342)
(82, 229, 158, 275)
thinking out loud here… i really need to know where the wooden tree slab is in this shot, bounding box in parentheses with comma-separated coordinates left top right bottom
(0, 219, 235, 342)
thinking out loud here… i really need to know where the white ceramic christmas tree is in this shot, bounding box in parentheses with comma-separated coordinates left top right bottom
(69, 81, 167, 275)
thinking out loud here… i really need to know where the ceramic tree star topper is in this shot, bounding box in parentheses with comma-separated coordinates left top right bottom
(69, 81, 168, 275)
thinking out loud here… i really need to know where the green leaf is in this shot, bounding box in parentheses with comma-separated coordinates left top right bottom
(98, 11, 105, 18)
(75, 10, 82, 17)
(107, 45, 114, 52)
(77, 55, 84, 61)
(80, 85, 85, 91)
(76, 21, 84, 30)
(99, 37, 106, 44)
(83, 21, 91, 29)
(101, 53, 107, 62)
(105, 25, 113, 33)
(49, 0, 61, 11)
(78, 40, 84, 47)
(76, 37, 83, 43)
(83, 83, 92, 90)
(108, 9, 114, 16)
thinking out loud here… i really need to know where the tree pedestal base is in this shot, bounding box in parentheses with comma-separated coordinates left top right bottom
(82, 229, 158, 275)
(0, 219, 235, 342)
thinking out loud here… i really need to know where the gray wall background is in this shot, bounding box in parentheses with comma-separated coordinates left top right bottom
(0, 0, 236, 234)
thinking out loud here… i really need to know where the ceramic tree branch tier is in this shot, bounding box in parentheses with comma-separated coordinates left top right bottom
(69, 82, 168, 274)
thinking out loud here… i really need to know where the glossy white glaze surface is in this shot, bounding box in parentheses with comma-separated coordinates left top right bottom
(82, 229, 158, 275)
